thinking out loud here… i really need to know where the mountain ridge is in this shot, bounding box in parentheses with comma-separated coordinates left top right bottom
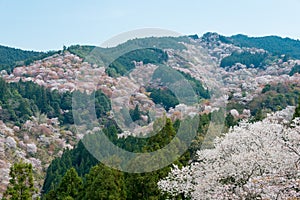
(2, 32, 300, 72)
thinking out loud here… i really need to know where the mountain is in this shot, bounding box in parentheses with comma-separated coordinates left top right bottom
(0, 32, 300, 199)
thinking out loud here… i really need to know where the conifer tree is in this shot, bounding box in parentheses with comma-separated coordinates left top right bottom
(55, 168, 83, 199)
(2, 162, 36, 200)
(293, 97, 300, 119)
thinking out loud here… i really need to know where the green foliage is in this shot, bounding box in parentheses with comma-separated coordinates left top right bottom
(142, 67, 210, 111)
(144, 118, 176, 151)
(0, 45, 58, 72)
(0, 45, 42, 71)
(94, 90, 111, 119)
(102, 117, 184, 154)
(226, 83, 300, 121)
(42, 116, 202, 200)
(43, 111, 219, 199)
(68, 36, 189, 69)
(178, 71, 210, 99)
(72, 90, 111, 126)
(69, 46, 169, 78)
(42, 141, 99, 195)
(148, 87, 179, 110)
(129, 105, 141, 122)
(262, 84, 271, 93)
(293, 97, 300, 119)
(188, 34, 199, 40)
(116, 36, 190, 51)
(67, 45, 102, 67)
(252, 109, 265, 122)
(189, 114, 211, 154)
(67, 45, 95, 59)
(289, 64, 300, 76)
(80, 164, 126, 200)
(220, 51, 268, 69)
(228, 34, 300, 59)
(44, 168, 83, 200)
(249, 83, 300, 115)
(106, 48, 168, 77)
(202, 32, 232, 44)
(2, 162, 36, 200)
(124, 169, 169, 200)
(225, 113, 237, 128)
(0, 78, 110, 125)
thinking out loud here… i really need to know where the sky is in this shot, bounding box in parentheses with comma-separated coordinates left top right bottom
(0, 0, 299, 51)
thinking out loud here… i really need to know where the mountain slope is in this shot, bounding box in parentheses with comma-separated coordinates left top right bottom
(0, 45, 58, 72)
(227, 34, 300, 59)
(1, 32, 300, 199)
(68, 36, 190, 67)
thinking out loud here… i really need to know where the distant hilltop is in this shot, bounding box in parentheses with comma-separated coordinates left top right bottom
(1, 32, 300, 73)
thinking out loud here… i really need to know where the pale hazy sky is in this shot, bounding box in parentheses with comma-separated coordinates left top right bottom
(0, 0, 299, 51)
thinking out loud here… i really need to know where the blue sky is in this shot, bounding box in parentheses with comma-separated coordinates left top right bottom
(0, 0, 299, 51)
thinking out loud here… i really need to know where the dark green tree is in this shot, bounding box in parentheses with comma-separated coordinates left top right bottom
(289, 64, 300, 76)
(45, 168, 83, 200)
(130, 105, 141, 122)
(225, 113, 236, 128)
(293, 97, 300, 119)
(80, 164, 126, 200)
(124, 170, 169, 200)
(262, 84, 271, 93)
(2, 162, 36, 200)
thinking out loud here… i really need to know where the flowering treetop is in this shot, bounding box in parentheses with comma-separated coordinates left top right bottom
(159, 108, 300, 199)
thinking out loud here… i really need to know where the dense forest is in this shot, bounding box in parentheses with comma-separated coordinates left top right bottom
(227, 34, 300, 59)
(68, 36, 190, 68)
(41, 111, 236, 200)
(147, 88, 179, 110)
(0, 78, 110, 125)
(0, 45, 57, 72)
(220, 51, 269, 69)
(106, 48, 168, 77)
(42, 118, 185, 200)
(146, 65, 210, 110)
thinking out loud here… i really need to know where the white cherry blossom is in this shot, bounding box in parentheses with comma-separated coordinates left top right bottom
(159, 110, 300, 199)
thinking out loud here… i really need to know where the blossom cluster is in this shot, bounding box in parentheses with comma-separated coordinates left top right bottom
(159, 110, 300, 199)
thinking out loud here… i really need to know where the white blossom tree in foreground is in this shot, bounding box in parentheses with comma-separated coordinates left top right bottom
(158, 109, 300, 199)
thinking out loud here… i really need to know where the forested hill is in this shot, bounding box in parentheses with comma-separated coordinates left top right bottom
(227, 34, 300, 59)
(0, 45, 57, 72)
(201, 32, 300, 59)
(1, 32, 300, 199)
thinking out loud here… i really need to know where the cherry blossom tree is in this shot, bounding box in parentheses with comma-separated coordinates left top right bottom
(158, 109, 300, 199)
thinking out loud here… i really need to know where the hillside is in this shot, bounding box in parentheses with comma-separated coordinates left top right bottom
(0, 33, 300, 199)
(0, 45, 58, 72)
(67, 36, 190, 71)
(227, 34, 300, 59)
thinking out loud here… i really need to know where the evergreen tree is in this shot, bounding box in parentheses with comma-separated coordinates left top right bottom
(130, 105, 141, 122)
(42, 118, 198, 200)
(80, 164, 126, 200)
(225, 113, 236, 128)
(2, 162, 36, 200)
(124, 170, 169, 200)
(45, 168, 83, 200)
(293, 97, 300, 119)
(56, 168, 83, 199)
